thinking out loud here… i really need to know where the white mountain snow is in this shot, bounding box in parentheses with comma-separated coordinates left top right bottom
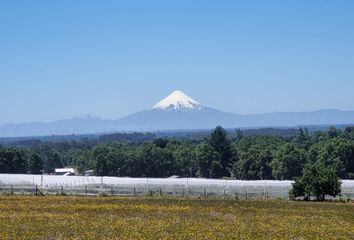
(152, 90, 203, 111)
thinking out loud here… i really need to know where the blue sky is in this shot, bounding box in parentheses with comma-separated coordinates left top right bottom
(1, 0, 354, 125)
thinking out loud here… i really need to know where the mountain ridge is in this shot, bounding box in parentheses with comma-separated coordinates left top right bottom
(1, 90, 354, 137)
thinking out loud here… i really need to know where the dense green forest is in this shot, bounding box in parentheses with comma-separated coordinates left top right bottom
(1, 126, 354, 180)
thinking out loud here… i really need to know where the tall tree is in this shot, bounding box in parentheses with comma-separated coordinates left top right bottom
(210, 126, 234, 177)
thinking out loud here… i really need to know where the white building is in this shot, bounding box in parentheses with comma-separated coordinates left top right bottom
(55, 168, 76, 176)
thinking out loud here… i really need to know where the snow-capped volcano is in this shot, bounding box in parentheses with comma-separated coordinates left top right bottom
(3, 89, 354, 137)
(152, 90, 203, 111)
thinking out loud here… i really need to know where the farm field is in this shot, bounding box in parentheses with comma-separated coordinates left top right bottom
(0, 196, 353, 239)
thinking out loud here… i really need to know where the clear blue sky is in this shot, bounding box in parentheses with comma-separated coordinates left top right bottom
(1, 0, 354, 125)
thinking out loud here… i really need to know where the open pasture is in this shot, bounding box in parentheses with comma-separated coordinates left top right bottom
(0, 195, 353, 239)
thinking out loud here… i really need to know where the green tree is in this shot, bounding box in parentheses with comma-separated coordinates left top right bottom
(272, 143, 307, 180)
(290, 163, 341, 201)
(167, 141, 197, 177)
(196, 143, 220, 178)
(317, 138, 354, 179)
(0, 149, 12, 173)
(210, 126, 234, 177)
(327, 127, 340, 138)
(28, 153, 43, 174)
(235, 129, 243, 141)
(12, 149, 27, 173)
(153, 138, 169, 148)
(138, 143, 174, 177)
(344, 126, 354, 140)
(294, 128, 312, 150)
(94, 153, 108, 176)
(106, 148, 125, 176)
(233, 135, 281, 180)
(44, 152, 63, 173)
(92, 145, 110, 176)
(233, 148, 273, 180)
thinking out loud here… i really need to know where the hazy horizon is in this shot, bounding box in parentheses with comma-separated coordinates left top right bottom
(1, 88, 354, 126)
(1, 1, 354, 125)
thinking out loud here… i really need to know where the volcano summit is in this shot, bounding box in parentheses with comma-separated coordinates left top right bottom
(152, 90, 203, 111)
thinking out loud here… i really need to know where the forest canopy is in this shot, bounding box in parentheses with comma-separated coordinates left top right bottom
(1, 126, 354, 180)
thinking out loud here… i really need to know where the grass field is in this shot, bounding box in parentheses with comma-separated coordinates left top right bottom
(0, 196, 353, 239)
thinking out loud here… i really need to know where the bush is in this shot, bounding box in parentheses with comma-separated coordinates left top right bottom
(333, 195, 350, 203)
(290, 163, 341, 201)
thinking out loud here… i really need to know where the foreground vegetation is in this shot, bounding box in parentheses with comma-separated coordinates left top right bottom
(1, 126, 354, 180)
(0, 195, 353, 239)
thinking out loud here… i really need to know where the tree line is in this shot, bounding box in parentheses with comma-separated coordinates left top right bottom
(1, 126, 354, 180)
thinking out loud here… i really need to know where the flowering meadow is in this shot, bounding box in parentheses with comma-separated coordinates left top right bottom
(0, 196, 353, 239)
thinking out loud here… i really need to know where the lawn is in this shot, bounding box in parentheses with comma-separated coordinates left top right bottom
(0, 196, 353, 239)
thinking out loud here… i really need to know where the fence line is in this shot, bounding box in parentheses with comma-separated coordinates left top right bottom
(0, 174, 353, 199)
(0, 184, 353, 200)
(0, 185, 294, 199)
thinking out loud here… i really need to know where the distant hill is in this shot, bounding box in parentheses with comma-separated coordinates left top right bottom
(1, 90, 354, 137)
(2, 126, 354, 147)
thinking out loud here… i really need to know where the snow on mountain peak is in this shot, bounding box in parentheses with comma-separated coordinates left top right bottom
(152, 90, 203, 111)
